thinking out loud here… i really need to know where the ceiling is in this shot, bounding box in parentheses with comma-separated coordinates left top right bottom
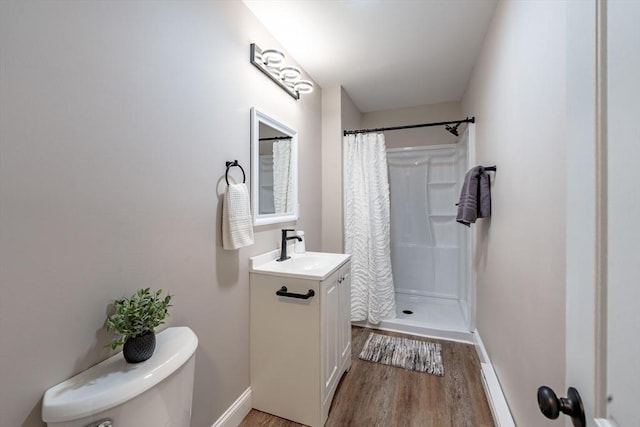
(243, 0, 498, 113)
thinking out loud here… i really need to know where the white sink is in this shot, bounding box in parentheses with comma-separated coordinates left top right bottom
(250, 250, 351, 280)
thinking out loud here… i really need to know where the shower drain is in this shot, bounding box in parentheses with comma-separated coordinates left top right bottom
(402, 309, 414, 315)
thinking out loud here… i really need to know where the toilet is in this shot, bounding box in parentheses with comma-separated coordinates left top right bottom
(42, 327, 198, 427)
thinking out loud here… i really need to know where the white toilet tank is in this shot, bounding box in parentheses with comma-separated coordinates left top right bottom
(42, 327, 198, 427)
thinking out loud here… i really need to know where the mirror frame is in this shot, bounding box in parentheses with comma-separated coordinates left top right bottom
(250, 107, 299, 226)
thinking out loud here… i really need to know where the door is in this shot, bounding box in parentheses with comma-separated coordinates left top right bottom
(565, 1, 639, 426)
(321, 272, 339, 404)
(601, 1, 640, 425)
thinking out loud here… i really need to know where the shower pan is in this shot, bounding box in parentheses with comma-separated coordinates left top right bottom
(355, 127, 476, 343)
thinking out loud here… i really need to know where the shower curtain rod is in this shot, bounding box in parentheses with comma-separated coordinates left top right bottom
(258, 136, 292, 141)
(343, 117, 475, 136)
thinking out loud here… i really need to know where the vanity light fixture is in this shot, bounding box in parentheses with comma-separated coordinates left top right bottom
(250, 43, 314, 100)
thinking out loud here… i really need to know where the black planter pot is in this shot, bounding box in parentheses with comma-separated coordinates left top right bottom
(123, 331, 156, 363)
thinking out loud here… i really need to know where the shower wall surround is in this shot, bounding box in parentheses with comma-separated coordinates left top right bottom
(388, 145, 468, 302)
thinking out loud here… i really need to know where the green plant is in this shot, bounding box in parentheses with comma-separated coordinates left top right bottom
(104, 288, 172, 350)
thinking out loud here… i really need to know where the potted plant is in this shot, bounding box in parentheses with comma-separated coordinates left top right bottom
(104, 287, 172, 363)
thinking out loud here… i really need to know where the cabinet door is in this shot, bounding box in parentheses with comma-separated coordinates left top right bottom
(250, 274, 321, 427)
(321, 272, 339, 403)
(338, 262, 352, 370)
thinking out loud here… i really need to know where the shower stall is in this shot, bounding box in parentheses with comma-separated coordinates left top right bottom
(359, 126, 475, 343)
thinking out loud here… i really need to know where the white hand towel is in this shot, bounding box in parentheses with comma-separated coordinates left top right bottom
(222, 183, 254, 250)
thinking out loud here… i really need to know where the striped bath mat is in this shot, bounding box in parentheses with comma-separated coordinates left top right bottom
(359, 332, 444, 376)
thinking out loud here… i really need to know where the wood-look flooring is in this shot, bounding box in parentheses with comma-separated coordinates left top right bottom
(240, 326, 494, 427)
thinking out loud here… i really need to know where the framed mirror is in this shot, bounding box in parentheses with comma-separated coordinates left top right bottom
(250, 107, 298, 226)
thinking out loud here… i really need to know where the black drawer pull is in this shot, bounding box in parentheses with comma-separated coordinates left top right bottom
(276, 286, 315, 300)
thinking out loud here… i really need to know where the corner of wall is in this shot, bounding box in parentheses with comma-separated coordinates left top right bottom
(320, 86, 361, 254)
(211, 387, 252, 427)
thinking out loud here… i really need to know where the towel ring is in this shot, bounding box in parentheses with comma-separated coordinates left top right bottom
(225, 160, 246, 185)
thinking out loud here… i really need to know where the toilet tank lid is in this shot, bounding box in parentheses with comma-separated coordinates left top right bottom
(42, 326, 198, 423)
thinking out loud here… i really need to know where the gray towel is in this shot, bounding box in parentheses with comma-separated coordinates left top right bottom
(456, 166, 491, 227)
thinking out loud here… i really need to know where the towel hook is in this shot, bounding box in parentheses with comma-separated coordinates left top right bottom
(225, 160, 246, 185)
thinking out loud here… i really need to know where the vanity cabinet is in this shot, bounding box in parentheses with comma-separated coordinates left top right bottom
(250, 259, 351, 427)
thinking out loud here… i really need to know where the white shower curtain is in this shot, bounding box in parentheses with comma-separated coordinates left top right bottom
(344, 132, 396, 324)
(273, 139, 292, 213)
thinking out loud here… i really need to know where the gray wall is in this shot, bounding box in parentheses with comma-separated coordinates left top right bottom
(361, 101, 462, 149)
(461, 1, 566, 425)
(320, 86, 361, 253)
(0, 1, 322, 426)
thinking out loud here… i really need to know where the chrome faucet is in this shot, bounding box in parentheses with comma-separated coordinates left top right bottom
(277, 229, 302, 262)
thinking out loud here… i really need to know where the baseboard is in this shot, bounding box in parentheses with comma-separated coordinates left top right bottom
(211, 387, 252, 427)
(352, 320, 475, 344)
(595, 419, 619, 427)
(473, 331, 515, 427)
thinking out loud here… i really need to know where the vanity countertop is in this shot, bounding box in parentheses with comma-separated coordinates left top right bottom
(249, 250, 351, 281)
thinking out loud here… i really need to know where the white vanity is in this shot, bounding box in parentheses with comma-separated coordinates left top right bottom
(249, 250, 352, 427)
